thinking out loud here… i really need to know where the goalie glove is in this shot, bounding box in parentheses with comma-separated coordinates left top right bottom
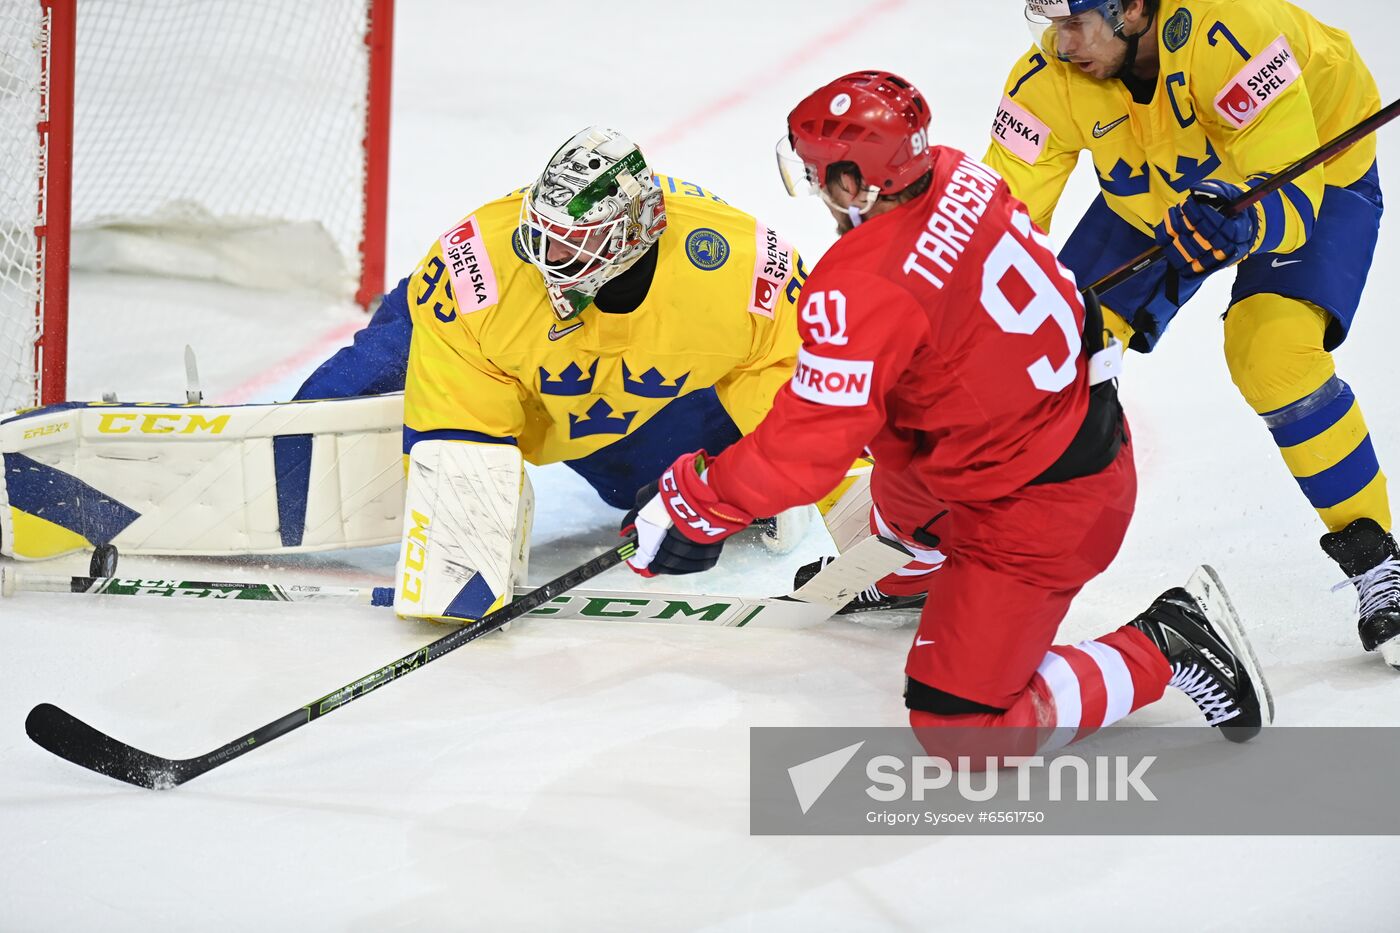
(1155, 179, 1260, 275)
(621, 451, 754, 577)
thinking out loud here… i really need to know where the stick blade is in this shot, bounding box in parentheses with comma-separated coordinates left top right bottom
(789, 535, 914, 612)
(26, 703, 189, 789)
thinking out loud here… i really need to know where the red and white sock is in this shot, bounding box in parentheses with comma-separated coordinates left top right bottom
(1031, 625, 1171, 749)
(908, 625, 1171, 748)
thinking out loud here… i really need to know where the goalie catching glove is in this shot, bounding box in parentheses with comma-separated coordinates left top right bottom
(1155, 179, 1261, 275)
(622, 451, 754, 577)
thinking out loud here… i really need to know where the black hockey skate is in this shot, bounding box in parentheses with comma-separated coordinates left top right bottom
(1129, 567, 1273, 743)
(1319, 518, 1400, 668)
(793, 556, 927, 614)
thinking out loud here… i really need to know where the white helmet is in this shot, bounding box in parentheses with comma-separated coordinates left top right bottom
(519, 126, 667, 320)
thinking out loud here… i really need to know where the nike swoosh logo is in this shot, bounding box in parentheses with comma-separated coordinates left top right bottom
(1092, 116, 1128, 138)
(547, 321, 584, 341)
(914, 636, 935, 647)
(1270, 258, 1303, 268)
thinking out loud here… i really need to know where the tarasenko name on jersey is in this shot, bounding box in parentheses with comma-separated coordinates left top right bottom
(795, 157, 1002, 409)
(902, 158, 1001, 289)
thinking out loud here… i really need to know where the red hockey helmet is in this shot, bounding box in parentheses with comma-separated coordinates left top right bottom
(777, 70, 932, 199)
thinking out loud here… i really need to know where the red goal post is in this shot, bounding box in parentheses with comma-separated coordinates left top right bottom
(0, 0, 393, 411)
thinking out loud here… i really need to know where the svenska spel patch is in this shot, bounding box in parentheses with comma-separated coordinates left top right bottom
(991, 95, 1051, 164)
(439, 216, 499, 312)
(1213, 35, 1301, 128)
(1025, 0, 1071, 15)
(749, 222, 793, 319)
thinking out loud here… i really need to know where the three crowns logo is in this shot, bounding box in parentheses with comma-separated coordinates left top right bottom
(543, 358, 690, 436)
(1155, 140, 1221, 193)
(622, 361, 689, 399)
(569, 400, 637, 438)
(539, 360, 598, 397)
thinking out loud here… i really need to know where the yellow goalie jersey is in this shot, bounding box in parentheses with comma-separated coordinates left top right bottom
(401, 176, 804, 466)
(984, 0, 1380, 250)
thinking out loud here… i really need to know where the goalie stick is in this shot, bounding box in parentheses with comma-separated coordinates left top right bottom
(23, 535, 913, 789)
(2, 535, 911, 628)
(1087, 96, 1400, 297)
(2, 579, 830, 630)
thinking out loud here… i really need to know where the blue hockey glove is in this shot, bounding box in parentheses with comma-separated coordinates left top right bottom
(1155, 179, 1259, 275)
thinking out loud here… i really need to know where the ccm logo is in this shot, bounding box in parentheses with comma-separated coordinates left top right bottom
(400, 510, 431, 604)
(660, 471, 727, 537)
(790, 348, 874, 407)
(98, 413, 230, 435)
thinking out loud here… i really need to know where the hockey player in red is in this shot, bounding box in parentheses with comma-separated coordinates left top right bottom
(624, 71, 1272, 751)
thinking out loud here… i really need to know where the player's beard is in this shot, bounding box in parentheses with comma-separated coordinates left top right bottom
(1072, 42, 1127, 80)
(1101, 43, 1130, 79)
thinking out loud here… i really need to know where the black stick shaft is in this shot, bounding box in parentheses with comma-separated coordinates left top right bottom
(201, 536, 639, 768)
(1087, 98, 1400, 297)
(26, 536, 638, 788)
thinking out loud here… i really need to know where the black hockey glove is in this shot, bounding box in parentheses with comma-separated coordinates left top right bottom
(620, 480, 723, 576)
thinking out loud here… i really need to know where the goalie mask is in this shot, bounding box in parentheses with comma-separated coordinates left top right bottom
(519, 127, 667, 321)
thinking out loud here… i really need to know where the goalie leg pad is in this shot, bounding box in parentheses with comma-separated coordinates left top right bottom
(394, 439, 533, 622)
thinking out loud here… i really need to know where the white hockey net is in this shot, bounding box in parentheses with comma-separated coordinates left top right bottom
(0, 4, 45, 414)
(0, 0, 383, 413)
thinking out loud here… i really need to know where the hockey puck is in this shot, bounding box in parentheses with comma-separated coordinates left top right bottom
(90, 544, 119, 578)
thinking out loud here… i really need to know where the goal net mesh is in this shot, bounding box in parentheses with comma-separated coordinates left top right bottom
(1, 1, 375, 412)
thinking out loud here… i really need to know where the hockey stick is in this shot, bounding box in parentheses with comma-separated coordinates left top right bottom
(3, 571, 399, 605)
(3, 574, 830, 628)
(1087, 97, 1400, 296)
(24, 536, 641, 789)
(2, 534, 912, 627)
(24, 534, 914, 788)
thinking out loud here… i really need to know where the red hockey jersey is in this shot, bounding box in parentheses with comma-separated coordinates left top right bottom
(708, 146, 1093, 534)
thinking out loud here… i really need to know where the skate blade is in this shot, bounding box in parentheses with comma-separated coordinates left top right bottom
(1379, 637, 1400, 672)
(1183, 565, 1276, 731)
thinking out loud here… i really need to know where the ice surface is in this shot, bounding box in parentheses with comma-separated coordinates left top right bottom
(3, 1, 1398, 929)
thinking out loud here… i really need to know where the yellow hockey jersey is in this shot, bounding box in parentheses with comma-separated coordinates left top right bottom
(985, 0, 1380, 253)
(401, 176, 804, 465)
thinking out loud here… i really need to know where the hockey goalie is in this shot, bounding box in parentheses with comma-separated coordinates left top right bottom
(1, 125, 814, 624)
